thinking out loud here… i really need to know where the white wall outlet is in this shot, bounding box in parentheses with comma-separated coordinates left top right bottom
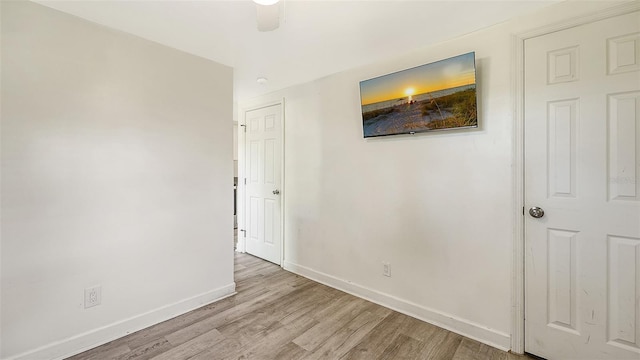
(84, 285, 102, 309)
(383, 262, 391, 277)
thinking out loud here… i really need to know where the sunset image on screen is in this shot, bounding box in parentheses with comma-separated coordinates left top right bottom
(359, 52, 477, 137)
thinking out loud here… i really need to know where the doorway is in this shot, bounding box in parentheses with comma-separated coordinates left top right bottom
(240, 102, 284, 265)
(523, 10, 640, 360)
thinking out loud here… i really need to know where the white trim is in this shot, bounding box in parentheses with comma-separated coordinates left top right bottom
(4, 283, 236, 360)
(279, 98, 286, 267)
(238, 100, 285, 266)
(237, 103, 247, 254)
(284, 261, 511, 351)
(511, 30, 526, 354)
(511, 1, 640, 355)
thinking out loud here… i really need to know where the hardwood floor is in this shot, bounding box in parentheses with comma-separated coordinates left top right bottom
(67, 253, 532, 360)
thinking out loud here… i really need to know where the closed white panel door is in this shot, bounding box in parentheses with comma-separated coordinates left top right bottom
(525, 11, 640, 360)
(244, 104, 282, 264)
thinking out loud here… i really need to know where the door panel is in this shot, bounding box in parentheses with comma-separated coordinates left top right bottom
(609, 91, 640, 201)
(524, 11, 640, 360)
(244, 104, 282, 264)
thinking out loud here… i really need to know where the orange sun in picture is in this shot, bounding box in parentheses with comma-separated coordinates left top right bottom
(405, 87, 414, 102)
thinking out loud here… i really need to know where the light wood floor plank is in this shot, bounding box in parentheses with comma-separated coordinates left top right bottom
(227, 316, 317, 360)
(399, 316, 440, 343)
(149, 328, 224, 360)
(164, 284, 300, 347)
(341, 311, 415, 359)
(66, 252, 536, 360)
(121, 297, 236, 351)
(452, 338, 508, 360)
(379, 333, 425, 359)
(272, 342, 310, 360)
(418, 329, 464, 359)
(301, 309, 391, 360)
(113, 338, 172, 360)
(293, 297, 368, 351)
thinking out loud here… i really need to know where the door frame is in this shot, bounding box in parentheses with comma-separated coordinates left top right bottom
(237, 99, 286, 266)
(511, 2, 640, 354)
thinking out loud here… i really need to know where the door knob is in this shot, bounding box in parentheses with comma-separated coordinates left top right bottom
(529, 207, 544, 218)
(272, 189, 280, 195)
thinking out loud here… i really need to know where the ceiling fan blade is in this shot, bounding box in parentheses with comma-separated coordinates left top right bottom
(256, 3, 279, 32)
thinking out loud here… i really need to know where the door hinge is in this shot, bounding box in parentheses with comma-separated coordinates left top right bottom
(522, 207, 525, 216)
(244, 178, 247, 185)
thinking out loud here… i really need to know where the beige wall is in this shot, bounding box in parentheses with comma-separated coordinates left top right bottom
(1, 2, 234, 358)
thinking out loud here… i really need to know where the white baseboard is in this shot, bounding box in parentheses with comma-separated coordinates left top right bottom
(283, 261, 511, 351)
(5, 283, 236, 360)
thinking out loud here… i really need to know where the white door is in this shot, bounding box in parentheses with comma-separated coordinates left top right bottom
(525, 11, 640, 360)
(243, 104, 282, 264)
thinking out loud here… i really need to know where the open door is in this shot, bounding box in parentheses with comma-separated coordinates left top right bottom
(242, 103, 283, 265)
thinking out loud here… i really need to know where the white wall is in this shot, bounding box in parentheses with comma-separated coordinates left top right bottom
(1, 2, 234, 359)
(233, 123, 239, 177)
(239, 1, 630, 350)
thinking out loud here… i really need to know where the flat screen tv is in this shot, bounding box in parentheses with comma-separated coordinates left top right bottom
(359, 52, 477, 138)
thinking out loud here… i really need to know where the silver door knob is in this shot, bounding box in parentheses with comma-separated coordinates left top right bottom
(529, 207, 544, 218)
(272, 189, 280, 195)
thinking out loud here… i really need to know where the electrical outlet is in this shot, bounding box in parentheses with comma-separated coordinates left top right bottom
(383, 262, 391, 277)
(84, 285, 102, 309)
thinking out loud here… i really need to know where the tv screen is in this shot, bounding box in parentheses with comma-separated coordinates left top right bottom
(359, 52, 477, 138)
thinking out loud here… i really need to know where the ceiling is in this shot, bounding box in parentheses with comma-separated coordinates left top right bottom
(35, 0, 559, 101)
